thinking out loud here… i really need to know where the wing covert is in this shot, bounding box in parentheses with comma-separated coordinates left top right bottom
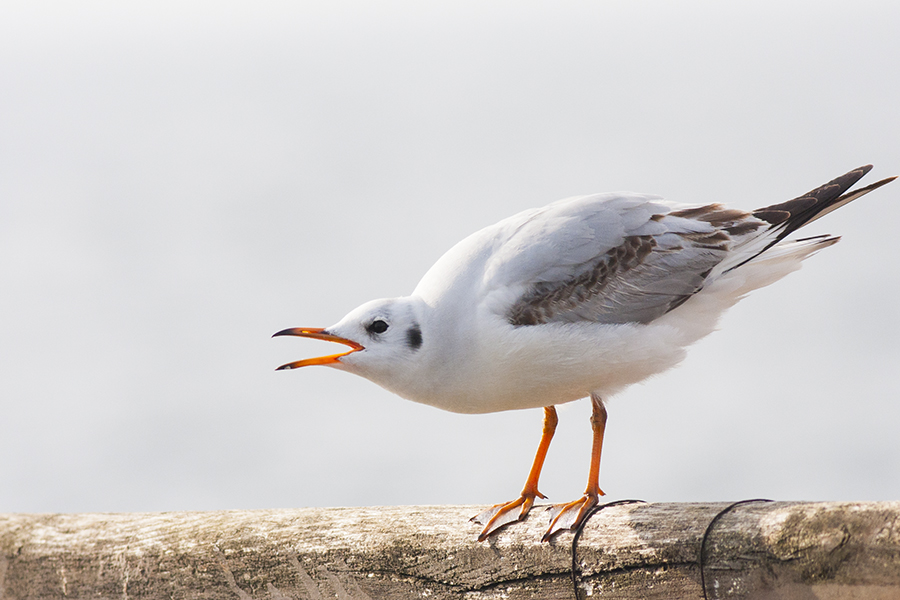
(490, 198, 763, 326)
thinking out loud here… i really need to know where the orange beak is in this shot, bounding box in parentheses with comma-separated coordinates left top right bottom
(272, 327, 364, 370)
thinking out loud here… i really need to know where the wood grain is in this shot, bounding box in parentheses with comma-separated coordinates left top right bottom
(2, 502, 899, 599)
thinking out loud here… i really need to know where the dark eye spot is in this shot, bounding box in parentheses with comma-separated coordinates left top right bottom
(406, 325, 423, 350)
(367, 319, 389, 335)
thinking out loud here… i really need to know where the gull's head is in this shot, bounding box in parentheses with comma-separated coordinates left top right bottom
(274, 297, 426, 390)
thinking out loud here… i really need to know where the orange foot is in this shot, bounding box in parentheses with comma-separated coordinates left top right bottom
(541, 489, 603, 542)
(471, 491, 544, 541)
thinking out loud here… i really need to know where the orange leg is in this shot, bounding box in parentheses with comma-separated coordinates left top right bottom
(542, 394, 607, 541)
(472, 406, 558, 541)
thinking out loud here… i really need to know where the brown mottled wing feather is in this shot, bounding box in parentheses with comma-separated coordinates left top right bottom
(508, 210, 752, 325)
(509, 235, 662, 325)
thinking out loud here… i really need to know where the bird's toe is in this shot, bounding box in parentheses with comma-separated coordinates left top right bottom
(541, 493, 600, 542)
(472, 494, 537, 541)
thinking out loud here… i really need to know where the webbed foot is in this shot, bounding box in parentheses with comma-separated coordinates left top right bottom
(471, 490, 544, 541)
(541, 489, 602, 542)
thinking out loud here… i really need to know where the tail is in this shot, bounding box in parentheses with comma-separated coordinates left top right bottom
(722, 165, 896, 274)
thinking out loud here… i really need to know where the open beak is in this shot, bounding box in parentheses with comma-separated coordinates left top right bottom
(272, 327, 364, 370)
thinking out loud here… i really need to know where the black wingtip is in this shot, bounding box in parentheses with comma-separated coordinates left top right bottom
(841, 174, 897, 199)
(753, 165, 882, 231)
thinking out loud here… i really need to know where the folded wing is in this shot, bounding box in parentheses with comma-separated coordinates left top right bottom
(488, 166, 893, 327)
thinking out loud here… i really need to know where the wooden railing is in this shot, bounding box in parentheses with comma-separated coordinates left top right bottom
(2, 501, 899, 599)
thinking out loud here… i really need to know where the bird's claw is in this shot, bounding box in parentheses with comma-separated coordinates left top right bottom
(471, 491, 543, 541)
(541, 491, 601, 542)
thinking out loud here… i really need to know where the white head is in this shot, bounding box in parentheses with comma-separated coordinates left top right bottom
(274, 296, 429, 397)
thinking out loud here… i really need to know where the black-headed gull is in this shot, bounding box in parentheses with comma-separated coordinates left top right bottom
(275, 165, 895, 541)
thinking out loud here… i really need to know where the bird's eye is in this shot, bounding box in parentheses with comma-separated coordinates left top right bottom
(367, 319, 389, 334)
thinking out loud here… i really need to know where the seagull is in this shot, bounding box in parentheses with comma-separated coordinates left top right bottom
(274, 165, 895, 541)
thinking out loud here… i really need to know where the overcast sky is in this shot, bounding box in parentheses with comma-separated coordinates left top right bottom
(1, 1, 898, 517)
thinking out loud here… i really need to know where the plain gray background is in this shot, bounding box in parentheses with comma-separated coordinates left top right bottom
(1, 1, 898, 516)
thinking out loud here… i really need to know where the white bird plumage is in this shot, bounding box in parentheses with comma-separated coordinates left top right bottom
(275, 165, 895, 541)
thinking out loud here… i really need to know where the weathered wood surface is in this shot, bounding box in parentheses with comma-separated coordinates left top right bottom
(1, 502, 899, 599)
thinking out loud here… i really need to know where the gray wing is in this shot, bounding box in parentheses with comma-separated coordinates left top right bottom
(500, 200, 763, 326)
(494, 165, 893, 327)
